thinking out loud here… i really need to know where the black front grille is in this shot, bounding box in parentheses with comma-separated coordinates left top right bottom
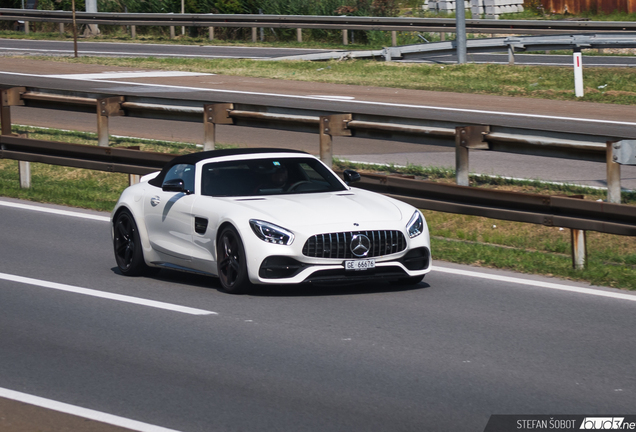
(302, 230, 406, 259)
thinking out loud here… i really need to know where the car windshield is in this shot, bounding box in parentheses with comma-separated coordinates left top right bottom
(201, 157, 347, 197)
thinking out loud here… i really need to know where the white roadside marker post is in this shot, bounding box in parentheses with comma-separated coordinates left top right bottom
(574, 48, 584, 97)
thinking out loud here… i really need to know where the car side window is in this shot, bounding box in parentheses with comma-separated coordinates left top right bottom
(163, 164, 195, 193)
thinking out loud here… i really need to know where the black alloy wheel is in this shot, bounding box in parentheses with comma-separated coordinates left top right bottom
(113, 210, 151, 276)
(217, 226, 252, 294)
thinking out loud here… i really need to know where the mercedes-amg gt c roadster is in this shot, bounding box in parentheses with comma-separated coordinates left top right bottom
(112, 148, 431, 293)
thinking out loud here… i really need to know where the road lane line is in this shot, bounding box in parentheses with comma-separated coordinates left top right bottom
(0, 200, 110, 222)
(2, 70, 635, 127)
(0, 47, 262, 58)
(0, 387, 183, 432)
(435, 265, 636, 303)
(0, 272, 217, 316)
(45, 71, 214, 79)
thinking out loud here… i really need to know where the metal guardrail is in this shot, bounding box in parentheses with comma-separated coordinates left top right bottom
(1, 86, 634, 206)
(2, 9, 636, 35)
(270, 33, 636, 61)
(1, 136, 634, 239)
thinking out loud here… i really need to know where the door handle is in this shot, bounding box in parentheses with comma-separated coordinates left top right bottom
(150, 196, 161, 207)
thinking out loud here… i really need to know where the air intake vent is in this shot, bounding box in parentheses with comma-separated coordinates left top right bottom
(302, 231, 406, 259)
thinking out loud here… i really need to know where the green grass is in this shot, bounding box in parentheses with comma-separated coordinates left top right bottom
(18, 55, 636, 105)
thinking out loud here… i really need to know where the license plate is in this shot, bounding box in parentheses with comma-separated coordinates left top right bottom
(344, 259, 376, 271)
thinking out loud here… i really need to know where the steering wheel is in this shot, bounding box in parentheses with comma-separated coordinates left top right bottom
(287, 181, 312, 192)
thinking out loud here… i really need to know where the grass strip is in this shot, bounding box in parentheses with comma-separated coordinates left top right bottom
(14, 55, 636, 106)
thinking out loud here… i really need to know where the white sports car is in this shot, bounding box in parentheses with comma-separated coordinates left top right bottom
(111, 148, 432, 293)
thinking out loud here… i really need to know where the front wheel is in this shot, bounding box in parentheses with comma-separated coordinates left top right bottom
(113, 210, 152, 276)
(217, 226, 252, 294)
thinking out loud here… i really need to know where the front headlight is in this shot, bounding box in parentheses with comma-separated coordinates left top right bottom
(249, 220, 295, 245)
(406, 210, 424, 238)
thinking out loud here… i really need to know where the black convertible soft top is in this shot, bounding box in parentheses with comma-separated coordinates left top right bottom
(148, 147, 308, 188)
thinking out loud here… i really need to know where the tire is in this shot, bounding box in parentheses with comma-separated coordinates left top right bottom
(217, 226, 252, 294)
(396, 275, 425, 286)
(113, 210, 152, 276)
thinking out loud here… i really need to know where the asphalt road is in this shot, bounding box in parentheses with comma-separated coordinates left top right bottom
(0, 38, 328, 59)
(1, 198, 635, 431)
(1, 39, 635, 68)
(406, 52, 636, 67)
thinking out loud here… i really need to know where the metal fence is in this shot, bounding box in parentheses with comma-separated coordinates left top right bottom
(2, 8, 636, 36)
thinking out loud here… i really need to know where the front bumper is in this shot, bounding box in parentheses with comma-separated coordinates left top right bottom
(256, 247, 431, 284)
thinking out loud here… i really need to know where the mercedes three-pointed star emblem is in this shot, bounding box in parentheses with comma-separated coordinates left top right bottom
(350, 234, 371, 258)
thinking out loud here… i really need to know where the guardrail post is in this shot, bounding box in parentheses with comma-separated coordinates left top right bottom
(571, 229, 587, 270)
(297, 28, 302, 43)
(391, 31, 397, 46)
(508, 44, 515, 65)
(1, 87, 25, 136)
(607, 142, 622, 204)
(59, 23, 65, 36)
(131, 25, 136, 39)
(252, 27, 257, 43)
(319, 114, 352, 168)
(97, 97, 124, 147)
(170, 26, 176, 39)
(1, 88, 30, 188)
(209, 27, 215, 40)
(203, 103, 234, 151)
(342, 30, 348, 46)
(455, 125, 490, 186)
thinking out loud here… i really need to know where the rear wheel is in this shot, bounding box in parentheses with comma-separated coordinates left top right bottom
(217, 226, 252, 294)
(113, 210, 152, 276)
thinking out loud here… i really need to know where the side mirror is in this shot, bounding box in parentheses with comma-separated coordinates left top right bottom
(163, 178, 189, 194)
(343, 169, 361, 185)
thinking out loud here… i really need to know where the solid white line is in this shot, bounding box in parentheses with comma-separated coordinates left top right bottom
(434, 265, 636, 303)
(0, 387, 183, 432)
(0, 272, 217, 315)
(0, 200, 111, 222)
(0, 47, 262, 58)
(0, 38, 328, 51)
(45, 71, 214, 79)
(2, 70, 635, 127)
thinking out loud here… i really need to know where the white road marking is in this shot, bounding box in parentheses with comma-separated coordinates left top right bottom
(0, 272, 217, 315)
(306, 95, 356, 100)
(0, 200, 110, 222)
(0, 47, 262, 58)
(3, 70, 633, 127)
(0, 387, 183, 432)
(0, 39, 327, 51)
(434, 265, 636, 303)
(45, 71, 214, 79)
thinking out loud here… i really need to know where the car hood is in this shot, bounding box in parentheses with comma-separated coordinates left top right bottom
(227, 189, 404, 228)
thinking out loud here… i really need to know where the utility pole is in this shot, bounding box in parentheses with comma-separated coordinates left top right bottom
(456, 1, 467, 64)
(181, 0, 185, 36)
(85, 0, 100, 36)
